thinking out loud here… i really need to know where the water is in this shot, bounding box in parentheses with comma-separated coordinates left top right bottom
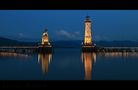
(0, 48, 138, 80)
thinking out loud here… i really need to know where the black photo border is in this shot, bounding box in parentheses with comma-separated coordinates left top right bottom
(0, 0, 138, 88)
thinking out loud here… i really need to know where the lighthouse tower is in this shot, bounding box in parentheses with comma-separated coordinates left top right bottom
(84, 16, 92, 45)
(82, 16, 95, 52)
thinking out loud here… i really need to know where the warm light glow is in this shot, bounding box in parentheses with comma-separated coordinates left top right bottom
(0, 52, 29, 58)
(38, 53, 52, 73)
(41, 30, 51, 46)
(81, 52, 96, 80)
(39, 45, 52, 48)
(83, 16, 92, 45)
(82, 46, 94, 48)
(93, 52, 96, 63)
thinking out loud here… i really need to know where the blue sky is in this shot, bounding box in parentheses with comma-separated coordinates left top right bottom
(0, 10, 138, 42)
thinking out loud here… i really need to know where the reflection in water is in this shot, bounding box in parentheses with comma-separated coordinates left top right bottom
(97, 52, 138, 57)
(0, 52, 29, 58)
(38, 53, 52, 74)
(81, 52, 96, 80)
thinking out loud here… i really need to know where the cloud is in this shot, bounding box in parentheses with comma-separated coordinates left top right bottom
(56, 30, 109, 41)
(19, 33, 24, 37)
(93, 34, 109, 41)
(74, 31, 80, 35)
(56, 30, 82, 40)
(58, 30, 72, 39)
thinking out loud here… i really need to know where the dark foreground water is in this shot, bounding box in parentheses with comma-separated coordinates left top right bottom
(0, 48, 138, 80)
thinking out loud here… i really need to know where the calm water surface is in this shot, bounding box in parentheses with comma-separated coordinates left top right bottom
(0, 48, 138, 80)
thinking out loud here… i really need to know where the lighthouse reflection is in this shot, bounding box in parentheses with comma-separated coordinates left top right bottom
(38, 53, 52, 74)
(81, 52, 96, 80)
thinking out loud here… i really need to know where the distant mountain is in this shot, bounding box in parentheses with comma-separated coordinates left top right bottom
(94, 40, 138, 47)
(2, 34, 40, 42)
(0, 36, 138, 47)
(0, 37, 19, 46)
(0, 37, 19, 43)
(0, 36, 38, 46)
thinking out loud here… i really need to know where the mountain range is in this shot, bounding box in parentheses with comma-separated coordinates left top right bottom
(0, 36, 138, 47)
(0, 37, 38, 46)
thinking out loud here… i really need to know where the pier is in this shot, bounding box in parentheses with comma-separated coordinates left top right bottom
(95, 46, 138, 52)
(0, 46, 38, 53)
(0, 46, 138, 53)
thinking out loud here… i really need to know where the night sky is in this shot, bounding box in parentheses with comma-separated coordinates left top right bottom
(0, 10, 138, 42)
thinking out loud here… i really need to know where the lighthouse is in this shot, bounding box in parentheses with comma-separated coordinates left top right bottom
(38, 28, 52, 53)
(82, 16, 95, 52)
(41, 29, 51, 46)
(84, 16, 92, 45)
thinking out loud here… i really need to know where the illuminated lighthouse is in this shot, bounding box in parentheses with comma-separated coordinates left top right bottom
(41, 29, 51, 46)
(84, 16, 92, 45)
(82, 16, 95, 52)
(38, 28, 52, 53)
